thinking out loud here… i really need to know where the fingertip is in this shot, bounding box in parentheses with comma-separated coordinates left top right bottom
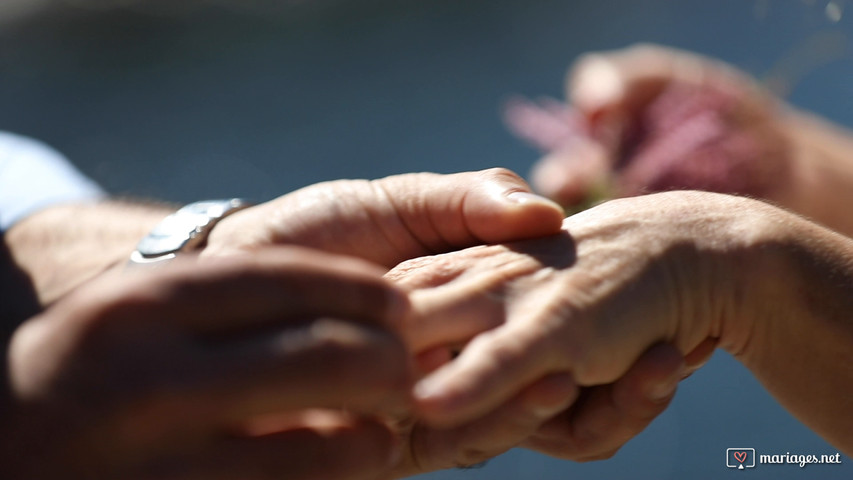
(647, 378, 679, 404)
(502, 190, 566, 233)
(412, 375, 452, 413)
(495, 185, 565, 233)
(464, 168, 566, 241)
(569, 53, 625, 115)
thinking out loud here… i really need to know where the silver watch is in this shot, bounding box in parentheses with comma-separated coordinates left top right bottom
(128, 199, 252, 266)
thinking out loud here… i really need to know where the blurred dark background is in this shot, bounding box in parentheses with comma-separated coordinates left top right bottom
(1, 0, 851, 478)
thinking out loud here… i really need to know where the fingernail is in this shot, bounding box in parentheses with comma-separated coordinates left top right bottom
(506, 191, 563, 211)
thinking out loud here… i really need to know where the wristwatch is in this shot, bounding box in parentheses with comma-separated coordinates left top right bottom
(128, 198, 253, 267)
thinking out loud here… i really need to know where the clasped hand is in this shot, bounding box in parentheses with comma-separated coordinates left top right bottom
(5, 168, 590, 479)
(7, 169, 771, 479)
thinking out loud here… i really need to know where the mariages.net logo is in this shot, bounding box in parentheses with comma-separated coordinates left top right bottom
(726, 447, 843, 470)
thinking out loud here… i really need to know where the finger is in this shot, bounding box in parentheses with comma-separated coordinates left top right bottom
(74, 317, 412, 438)
(179, 318, 413, 424)
(149, 413, 399, 480)
(413, 317, 562, 427)
(403, 373, 577, 475)
(415, 347, 453, 375)
(402, 275, 508, 353)
(94, 247, 408, 336)
(245, 169, 565, 268)
(568, 43, 757, 119)
(389, 243, 548, 353)
(378, 168, 565, 252)
(525, 343, 684, 461)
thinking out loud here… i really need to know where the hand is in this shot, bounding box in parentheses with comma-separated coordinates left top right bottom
(509, 44, 796, 211)
(202, 167, 569, 473)
(0, 168, 565, 479)
(523, 341, 713, 462)
(203, 168, 565, 268)
(386, 191, 776, 457)
(4, 247, 411, 480)
(388, 343, 693, 474)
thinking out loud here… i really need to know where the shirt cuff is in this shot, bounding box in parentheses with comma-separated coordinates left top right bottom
(0, 132, 104, 232)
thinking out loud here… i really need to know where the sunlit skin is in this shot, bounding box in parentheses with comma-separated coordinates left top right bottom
(389, 191, 853, 458)
(3, 169, 690, 478)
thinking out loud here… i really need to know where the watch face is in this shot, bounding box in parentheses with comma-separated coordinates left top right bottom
(134, 199, 250, 258)
(135, 212, 211, 257)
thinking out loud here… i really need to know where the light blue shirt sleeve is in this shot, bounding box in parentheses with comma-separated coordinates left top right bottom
(0, 131, 104, 232)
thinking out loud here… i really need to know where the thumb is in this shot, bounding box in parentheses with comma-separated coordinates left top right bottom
(368, 168, 565, 266)
(207, 168, 564, 268)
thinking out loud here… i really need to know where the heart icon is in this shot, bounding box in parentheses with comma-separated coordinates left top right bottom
(734, 451, 747, 464)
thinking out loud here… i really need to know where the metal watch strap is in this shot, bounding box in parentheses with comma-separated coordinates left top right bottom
(128, 198, 253, 267)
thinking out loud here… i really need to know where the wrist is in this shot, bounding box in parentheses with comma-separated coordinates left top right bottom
(719, 200, 853, 365)
(685, 195, 796, 360)
(723, 203, 853, 453)
(5, 201, 174, 306)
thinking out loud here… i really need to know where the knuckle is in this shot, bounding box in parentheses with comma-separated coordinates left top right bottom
(386, 254, 461, 288)
(479, 167, 524, 186)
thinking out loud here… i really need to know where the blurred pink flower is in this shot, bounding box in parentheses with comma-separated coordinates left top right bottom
(504, 81, 790, 206)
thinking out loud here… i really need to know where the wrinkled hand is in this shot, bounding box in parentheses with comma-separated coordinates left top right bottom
(199, 169, 576, 474)
(508, 44, 795, 210)
(15, 168, 564, 478)
(5, 247, 411, 480)
(203, 168, 565, 267)
(387, 191, 773, 461)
